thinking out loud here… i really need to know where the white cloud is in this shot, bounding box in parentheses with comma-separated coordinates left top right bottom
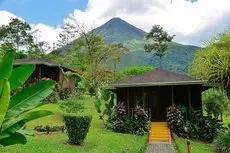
(0, 10, 61, 50)
(0, 10, 23, 25)
(66, 0, 230, 46)
(1, 0, 230, 47)
(31, 24, 62, 48)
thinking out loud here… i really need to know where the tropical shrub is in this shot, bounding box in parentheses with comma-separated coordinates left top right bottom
(167, 106, 224, 142)
(167, 107, 186, 137)
(94, 92, 115, 121)
(107, 103, 149, 135)
(214, 132, 230, 153)
(63, 115, 92, 145)
(59, 98, 85, 114)
(189, 111, 224, 142)
(0, 51, 54, 146)
(134, 106, 149, 132)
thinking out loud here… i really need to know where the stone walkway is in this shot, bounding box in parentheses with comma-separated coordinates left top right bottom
(146, 142, 176, 153)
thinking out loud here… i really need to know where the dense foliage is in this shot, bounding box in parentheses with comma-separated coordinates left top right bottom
(106, 102, 149, 135)
(202, 88, 230, 120)
(214, 132, 230, 153)
(189, 111, 224, 142)
(63, 115, 92, 145)
(190, 33, 230, 98)
(0, 51, 54, 146)
(167, 106, 224, 142)
(167, 107, 185, 137)
(59, 98, 85, 114)
(34, 125, 65, 134)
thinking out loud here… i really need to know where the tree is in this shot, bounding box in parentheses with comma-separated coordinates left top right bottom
(0, 18, 35, 51)
(57, 23, 78, 52)
(144, 25, 174, 68)
(0, 50, 55, 146)
(56, 21, 126, 98)
(202, 88, 229, 121)
(190, 33, 230, 98)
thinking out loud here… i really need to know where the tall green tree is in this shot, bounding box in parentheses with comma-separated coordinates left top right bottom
(56, 22, 126, 98)
(0, 18, 35, 51)
(190, 33, 230, 98)
(144, 25, 174, 68)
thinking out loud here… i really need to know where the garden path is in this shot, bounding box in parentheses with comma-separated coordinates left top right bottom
(146, 142, 176, 153)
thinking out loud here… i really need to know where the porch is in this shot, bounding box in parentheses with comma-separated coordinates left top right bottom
(116, 85, 204, 121)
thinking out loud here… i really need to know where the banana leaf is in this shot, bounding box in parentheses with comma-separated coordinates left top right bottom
(5, 80, 55, 119)
(9, 64, 35, 90)
(94, 99, 102, 113)
(0, 50, 14, 80)
(0, 132, 26, 146)
(0, 79, 10, 127)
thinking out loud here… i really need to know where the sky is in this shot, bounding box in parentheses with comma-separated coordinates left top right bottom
(0, 0, 230, 47)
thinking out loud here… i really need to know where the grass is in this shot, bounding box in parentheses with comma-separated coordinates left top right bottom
(174, 137, 215, 153)
(223, 115, 230, 127)
(0, 96, 148, 153)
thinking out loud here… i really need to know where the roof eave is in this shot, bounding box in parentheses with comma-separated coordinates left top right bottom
(13, 63, 59, 67)
(111, 80, 209, 88)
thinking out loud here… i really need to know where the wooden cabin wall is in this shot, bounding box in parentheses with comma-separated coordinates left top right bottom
(174, 86, 189, 108)
(190, 85, 202, 110)
(115, 85, 203, 121)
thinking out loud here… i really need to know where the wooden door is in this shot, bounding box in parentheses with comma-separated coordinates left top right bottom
(146, 90, 159, 121)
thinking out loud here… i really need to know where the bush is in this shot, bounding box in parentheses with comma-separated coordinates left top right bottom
(214, 132, 230, 153)
(106, 103, 149, 135)
(63, 115, 92, 145)
(59, 98, 84, 114)
(189, 111, 224, 142)
(167, 107, 224, 142)
(43, 91, 60, 103)
(167, 107, 186, 137)
(34, 125, 65, 133)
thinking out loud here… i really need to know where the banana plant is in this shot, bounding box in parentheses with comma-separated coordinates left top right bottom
(0, 50, 55, 146)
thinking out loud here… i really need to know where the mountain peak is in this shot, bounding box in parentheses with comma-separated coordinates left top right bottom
(107, 17, 126, 23)
(95, 17, 146, 43)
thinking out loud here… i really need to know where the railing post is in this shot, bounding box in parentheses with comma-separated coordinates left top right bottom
(187, 139, 191, 153)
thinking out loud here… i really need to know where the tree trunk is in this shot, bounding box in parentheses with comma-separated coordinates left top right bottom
(159, 56, 162, 68)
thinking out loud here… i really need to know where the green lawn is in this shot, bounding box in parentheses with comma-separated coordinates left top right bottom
(223, 115, 230, 127)
(0, 97, 147, 153)
(174, 138, 215, 153)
